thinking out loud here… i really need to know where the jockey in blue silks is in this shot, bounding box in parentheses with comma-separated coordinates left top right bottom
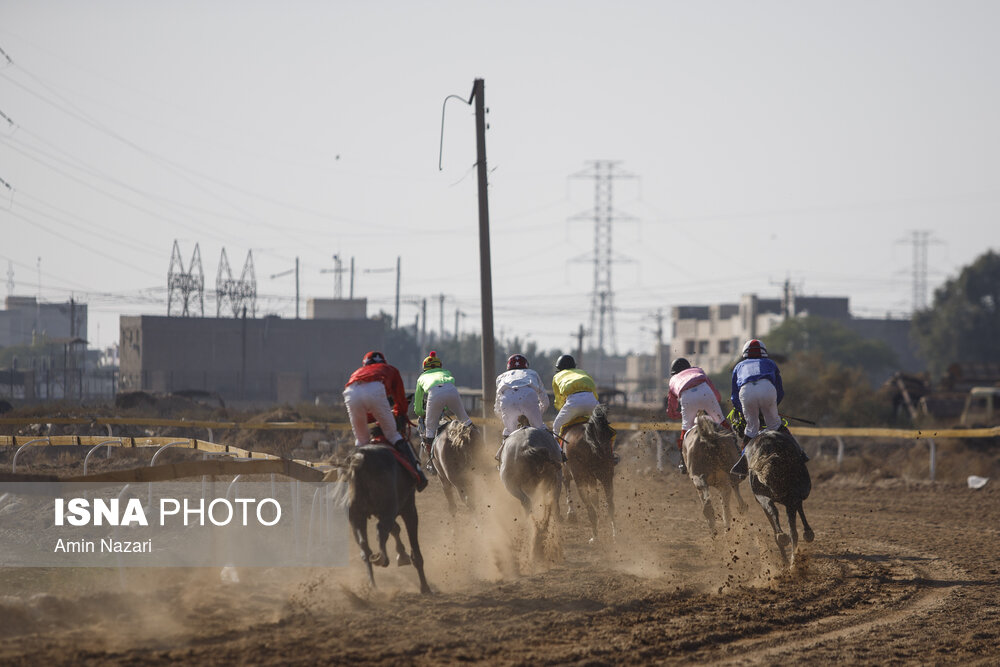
(730, 339, 807, 478)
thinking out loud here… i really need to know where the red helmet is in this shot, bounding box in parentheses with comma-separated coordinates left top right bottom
(741, 339, 767, 359)
(362, 350, 386, 366)
(506, 354, 528, 370)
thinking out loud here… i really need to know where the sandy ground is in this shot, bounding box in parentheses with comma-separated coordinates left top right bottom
(1, 449, 998, 665)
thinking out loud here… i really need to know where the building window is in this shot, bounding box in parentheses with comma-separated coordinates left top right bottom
(719, 340, 731, 355)
(684, 340, 696, 355)
(698, 340, 709, 354)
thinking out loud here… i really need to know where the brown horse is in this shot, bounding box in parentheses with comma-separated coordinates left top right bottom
(332, 443, 431, 593)
(745, 427, 814, 566)
(430, 420, 490, 514)
(683, 413, 748, 537)
(562, 405, 617, 543)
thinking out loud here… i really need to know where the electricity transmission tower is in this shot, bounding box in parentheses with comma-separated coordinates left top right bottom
(216, 248, 257, 318)
(898, 230, 939, 313)
(167, 240, 204, 317)
(570, 160, 636, 356)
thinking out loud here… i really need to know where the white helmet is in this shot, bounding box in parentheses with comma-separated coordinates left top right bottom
(741, 339, 767, 359)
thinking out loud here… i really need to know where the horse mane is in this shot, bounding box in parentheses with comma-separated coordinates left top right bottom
(446, 420, 479, 450)
(692, 414, 737, 467)
(583, 404, 615, 459)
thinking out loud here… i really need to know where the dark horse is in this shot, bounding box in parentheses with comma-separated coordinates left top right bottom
(562, 405, 617, 543)
(431, 420, 490, 515)
(745, 427, 814, 566)
(331, 443, 431, 593)
(499, 424, 563, 560)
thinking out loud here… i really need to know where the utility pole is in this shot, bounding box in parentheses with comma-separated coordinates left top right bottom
(349, 257, 355, 299)
(395, 256, 401, 329)
(421, 298, 427, 347)
(574, 324, 586, 366)
(896, 230, 940, 313)
(454, 308, 463, 340)
(439, 293, 446, 341)
(472, 78, 496, 414)
(654, 309, 664, 397)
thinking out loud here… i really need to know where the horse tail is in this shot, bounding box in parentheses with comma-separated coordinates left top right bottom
(583, 404, 615, 459)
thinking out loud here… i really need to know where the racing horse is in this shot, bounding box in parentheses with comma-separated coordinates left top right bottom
(745, 427, 814, 565)
(330, 436, 431, 593)
(431, 419, 490, 514)
(683, 412, 748, 537)
(498, 421, 564, 559)
(561, 405, 617, 543)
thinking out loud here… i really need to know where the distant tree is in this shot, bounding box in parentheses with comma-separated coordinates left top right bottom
(765, 316, 898, 377)
(912, 249, 1000, 378)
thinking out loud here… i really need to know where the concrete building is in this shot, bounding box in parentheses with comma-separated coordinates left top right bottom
(119, 314, 384, 404)
(671, 293, 920, 375)
(0, 296, 87, 348)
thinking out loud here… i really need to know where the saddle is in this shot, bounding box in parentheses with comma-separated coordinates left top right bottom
(367, 440, 421, 484)
(559, 414, 590, 438)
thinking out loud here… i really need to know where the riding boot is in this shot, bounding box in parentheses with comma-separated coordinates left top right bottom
(394, 438, 428, 492)
(730, 435, 751, 479)
(421, 436, 436, 475)
(676, 432, 687, 475)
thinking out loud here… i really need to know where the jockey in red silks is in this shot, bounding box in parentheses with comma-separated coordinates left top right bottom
(344, 350, 427, 491)
(666, 357, 728, 475)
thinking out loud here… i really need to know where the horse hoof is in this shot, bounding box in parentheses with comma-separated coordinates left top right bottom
(397, 553, 412, 567)
(803, 529, 815, 542)
(777, 533, 791, 548)
(370, 552, 388, 567)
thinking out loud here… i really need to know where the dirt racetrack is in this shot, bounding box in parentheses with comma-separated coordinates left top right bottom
(1, 446, 999, 665)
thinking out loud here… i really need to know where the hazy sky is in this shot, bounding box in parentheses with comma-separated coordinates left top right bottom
(2, 1, 998, 355)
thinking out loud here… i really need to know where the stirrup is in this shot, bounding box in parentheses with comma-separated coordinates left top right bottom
(730, 454, 748, 478)
(678, 462, 687, 475)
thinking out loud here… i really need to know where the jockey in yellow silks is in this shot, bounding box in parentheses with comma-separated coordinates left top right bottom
(551, 355, 600, 438)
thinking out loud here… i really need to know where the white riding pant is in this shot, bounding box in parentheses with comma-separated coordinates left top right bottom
(343, 381, 401, 446)
(738, 379, 780, 439)
(496, 386, 546, 437)
(679, 382, 725, 432)
(424, 382, 472, 438)
(552, 391, 599, 437)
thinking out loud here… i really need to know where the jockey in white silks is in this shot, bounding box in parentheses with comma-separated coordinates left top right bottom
(551, 354, 600, 438)
(493, 354, 549, 462)
(413, 350, 473, 474)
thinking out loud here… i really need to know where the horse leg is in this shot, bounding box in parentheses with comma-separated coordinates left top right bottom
(731, 476, 749, 514)
(390, 521, 411, 566)
(600, 473, 616, 541)
(799, 505, 815, 542)
(400, 499, 431, 594)
(578, 481, 600, 544)
(693, 475, 717, 537)
(440, 476, 460, 516)
(754, 494, 789, 564)
(718, 478, 733, 530)
(786, 503, 800, 564)
(371, 515, 393, 568)
(350, 510, 377, 588)
(563, 465, 577, 523)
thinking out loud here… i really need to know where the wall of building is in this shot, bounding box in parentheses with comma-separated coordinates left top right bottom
(0, 296, 88, 348)
(119, 315, 384, 403)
